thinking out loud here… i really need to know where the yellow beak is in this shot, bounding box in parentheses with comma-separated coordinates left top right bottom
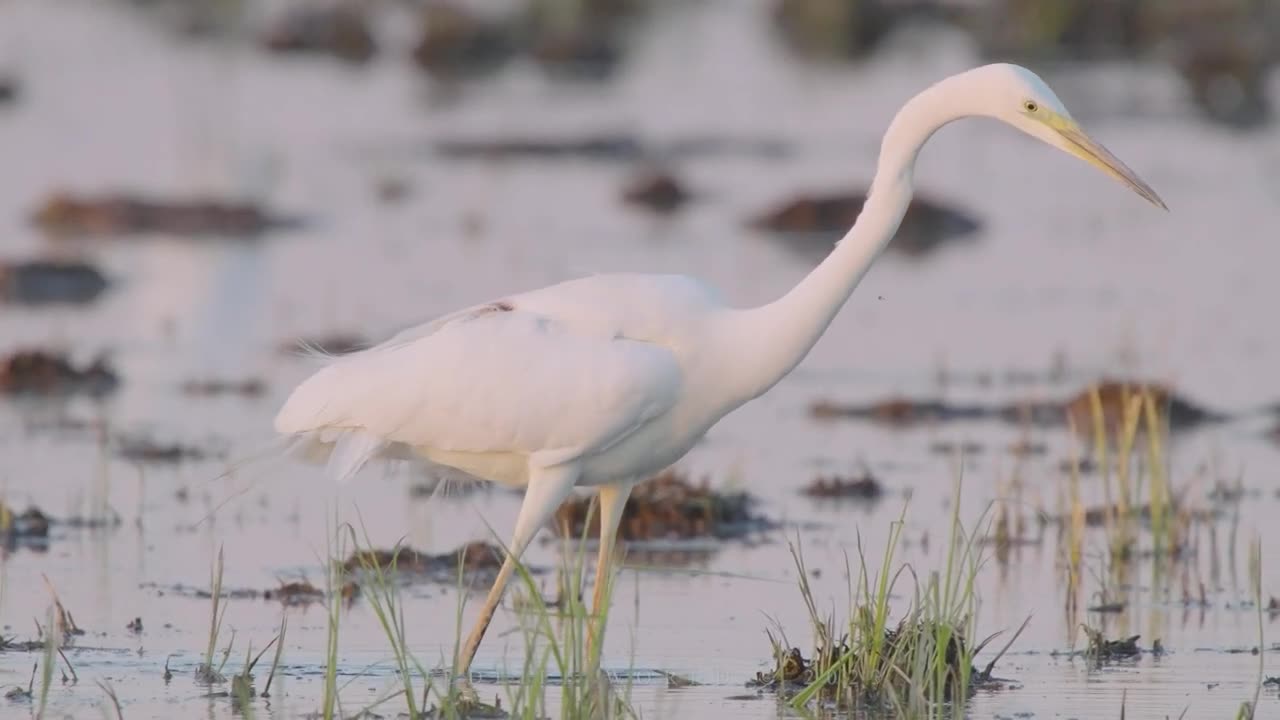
(1054, 121, 1167, 210)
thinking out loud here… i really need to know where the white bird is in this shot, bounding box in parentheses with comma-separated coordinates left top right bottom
(275, 63, 1165, 677)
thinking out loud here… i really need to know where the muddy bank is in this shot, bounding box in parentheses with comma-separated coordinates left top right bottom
(32, 193, 299, 238)
(811, 380, 1221, 432)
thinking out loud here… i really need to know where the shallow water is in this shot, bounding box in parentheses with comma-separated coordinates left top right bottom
(1, 0, 1279, 718)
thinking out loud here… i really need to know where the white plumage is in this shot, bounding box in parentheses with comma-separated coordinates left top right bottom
(276, 274, 721, 486)
(275, 64, 1165, 679)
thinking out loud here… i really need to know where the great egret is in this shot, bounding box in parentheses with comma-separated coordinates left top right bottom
(275, 63, 1165, 677)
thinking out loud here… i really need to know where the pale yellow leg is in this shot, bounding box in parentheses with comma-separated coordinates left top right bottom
(587, 482, 632, 666)
(455, 463, 580, 678)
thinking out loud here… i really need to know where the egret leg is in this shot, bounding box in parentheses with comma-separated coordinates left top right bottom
(587, 482, 632, 665)
(455, 463, 580, 677)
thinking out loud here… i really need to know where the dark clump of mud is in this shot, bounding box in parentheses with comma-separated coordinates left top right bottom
(32, 192, 297, 238)
(801, 473, 884, 501)
(1, 501, 121, 547)
(261, 4, 376, 63)
(0, 503, 51, 543)
(343, 541, 507, 585)
(748, 645, 813, 693)
(0, 260, 109, 305)
(412, 2, 517, 79)
(0, 74, 17, 104)
(750, 191, 981, 258)
(262, 580, 326, 606)
(1081, 625, 1142, 661)
(411, 0, 636, 81)
(554, 469, 774, 542)
(621, 170, 692, 213)
(278, 333, 367, 356)
(0, 350, 118, 397)
(181, 378, 266, 399)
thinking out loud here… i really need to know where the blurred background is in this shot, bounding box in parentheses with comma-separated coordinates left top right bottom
(2, 0, 1280, 717)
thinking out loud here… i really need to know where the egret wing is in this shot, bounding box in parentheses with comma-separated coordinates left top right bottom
(275, 308, 683, 466)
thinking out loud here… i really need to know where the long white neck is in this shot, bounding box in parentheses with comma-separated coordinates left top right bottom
(724, 74, 974, 400)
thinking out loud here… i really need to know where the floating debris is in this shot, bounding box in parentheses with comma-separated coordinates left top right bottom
(1081, 625, 1141, 660)
(116, 437, 217, 464)
(32, 192, 297, 238)
(800, 473, 884, 500)
(412, 2, 517, 79)
(181, 378, 266, 399)
(278, 333, 367, 356)
(554, 469, 774, 542)
(0, 350, 118, 397)
(261, 4, 376, 63)
(750, 192, 981, 258)
(343, 541, 508, 585)
(0, 260, 109, 305)
(621, 170, 692, 213)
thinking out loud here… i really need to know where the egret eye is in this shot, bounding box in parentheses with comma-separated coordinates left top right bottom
(1023, 100, 1039, 113)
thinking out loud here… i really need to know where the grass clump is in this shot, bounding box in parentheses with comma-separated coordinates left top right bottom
(762, 479, 1025, 717)
(331, 502, 633, 720)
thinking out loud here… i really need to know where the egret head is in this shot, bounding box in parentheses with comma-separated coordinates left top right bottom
(968, 64, 1166, 210)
